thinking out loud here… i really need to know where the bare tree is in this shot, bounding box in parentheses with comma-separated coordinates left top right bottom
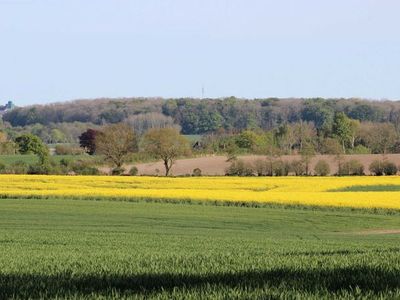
(125, 112, 180, 135)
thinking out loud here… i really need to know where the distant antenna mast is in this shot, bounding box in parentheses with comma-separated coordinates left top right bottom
(201, 84, 205, 99)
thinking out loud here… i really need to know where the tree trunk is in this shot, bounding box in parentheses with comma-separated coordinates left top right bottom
(163, 158, 173, 176)
(164, 159, 170, 176)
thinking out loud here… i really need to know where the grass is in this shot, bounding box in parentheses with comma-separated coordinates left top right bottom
(331, 184, 400, 192)
(0, 154, 38, 165)
(183, 134, 202, 142)
(0, 154, 92, 165)
(0, 198, 400, 298)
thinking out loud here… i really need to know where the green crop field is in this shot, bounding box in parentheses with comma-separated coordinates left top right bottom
(0, 198, 400, 299)
(0, 154, 92, 165)
(0, 154, 38, 165)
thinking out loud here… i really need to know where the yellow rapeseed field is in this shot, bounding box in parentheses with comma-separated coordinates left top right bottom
(1, 175, 400, 209)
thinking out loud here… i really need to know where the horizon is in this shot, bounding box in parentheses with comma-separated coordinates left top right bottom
(1, 1, 400, 105)
(5, 95, 400, 109)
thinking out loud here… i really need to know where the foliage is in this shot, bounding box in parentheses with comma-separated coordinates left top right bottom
(111, 167, 125, 175)
(347, 144, 371, 155)
(383, 161, 398, 175)
(192, 168, 202, 176)
(5, 161, 29, 174)
(79, 129, 99, 155)
(27, 162, 55, 175)
(314, 160, 330, 176)
(252, 159, 268, 176)
(0, 141, 17, 155)
(358, 123, 398, 154)
(319, 137, 344, 155)
(338, 159, 364, 176)
(55, 144, 85, 155)
(272, 160, 291, 176)
(15, 134, 49, 164)
(332, 112, 353, 151)
(369, 160, 398, 176)
(0, 131, 17, 155)
(125, 112, 180, 135)
(5, 97, 400, 138)
(290, 160, 306, 176)
(129, 166, 139, 176)
(95, 123, 137, 168)
(142, 128, 190, 176)
(300, 142, 316, 175)
(70, 160, 100, 175)
(300, 98, 334, 131)
(369, 160, 383, 176)
(3, 98, 163, 126)
(4, 97, 400, 157)
(235, 130, 259, 150)
(225, 159, 254, 176)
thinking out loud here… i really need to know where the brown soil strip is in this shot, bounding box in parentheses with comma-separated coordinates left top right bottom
(105, 153, 400, 176)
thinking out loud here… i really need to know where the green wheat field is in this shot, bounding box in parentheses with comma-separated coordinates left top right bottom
(0, 198, 399, 299)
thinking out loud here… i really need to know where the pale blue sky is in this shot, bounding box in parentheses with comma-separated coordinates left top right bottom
(1, 0, 400, 105)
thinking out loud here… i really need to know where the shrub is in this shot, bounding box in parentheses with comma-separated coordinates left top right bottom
(273, 160, 290, 176)
(192, 168, 202, 176)
(129, 166, 139, 176)
(320, 138, 343, 155)
(7, 161, 29, 174)
(111, 167, 125, 175)
(314, 160, 330, 176)
(339, 159, 364, 176)
(369, 160, 384, 176)
(71, 160, 99, 175)
(290, 160, 306, 176)
(28, 163, 52, 175)
(370, 160, 398, 176)
(55, 144, 85, 155)
(59, 158, 73, 168)
(0, 141, 17, 155)
(0, 162, 6, 173)
(383, 161, 398, 175)
(253, 159, 267, 176)
(348, 145, 371, 155)
(27, 159, 63, 175)
(225, 159, 254, 176)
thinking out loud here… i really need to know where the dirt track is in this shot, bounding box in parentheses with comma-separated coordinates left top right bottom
(128, 154, 400, 176)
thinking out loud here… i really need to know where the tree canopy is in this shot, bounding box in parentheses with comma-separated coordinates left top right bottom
(95, 124, 137, 168)
(142, 128, 190, 176)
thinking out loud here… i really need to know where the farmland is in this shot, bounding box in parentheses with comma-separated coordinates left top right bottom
(1, 175, 400, 298)
(2, 175, 400, 210)
(133, 154, 400, 176)
(0, 198, 400, 299)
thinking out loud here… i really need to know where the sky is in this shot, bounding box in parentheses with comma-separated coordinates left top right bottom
(1, 0, 400, 106)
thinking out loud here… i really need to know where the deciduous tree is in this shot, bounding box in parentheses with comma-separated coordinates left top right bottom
(79, 129, 99, 155)
(95, 124, 137, 168)
(142, 128, 190, 176)
(15, 134, 49, 164)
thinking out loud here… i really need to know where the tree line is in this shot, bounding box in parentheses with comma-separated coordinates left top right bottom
(3, 97, 400, 134)
(0, 125, 190, 176)
(1, 122, 400, 176)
